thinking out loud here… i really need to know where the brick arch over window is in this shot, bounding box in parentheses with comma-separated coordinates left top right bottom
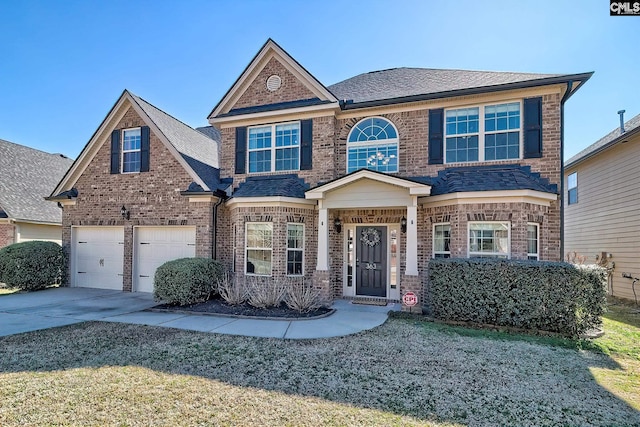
(345, 116, 400, 173)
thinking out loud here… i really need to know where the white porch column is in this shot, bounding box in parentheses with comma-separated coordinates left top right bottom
(405, 196, 419, 276)
(317, 203, 329, 271)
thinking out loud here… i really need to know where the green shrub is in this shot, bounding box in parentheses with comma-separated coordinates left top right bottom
(426, 258, 607, 336)
(0, 241, 64, 291)
(153, 257, 224, 306)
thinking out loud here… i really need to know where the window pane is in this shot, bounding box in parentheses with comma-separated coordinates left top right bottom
(348, 117, 397, 142)
(287, 224, 303, 248)
(275, 123, 300, 147)
(246, 249, 271, 275)
(275, 147, 299, 171)
(434, 224, 451, 255)
(123, 129, 141, 151)
(568, 173, 577, 189)
(347, 144, 398, 173)
(469, 223, 509, 257)
(122, 151, 140, 173)
(248, 150, 271, 173)
(248, 127, 272, 150)
(246, 223, 272, 248)
(446, 108, 479, 136)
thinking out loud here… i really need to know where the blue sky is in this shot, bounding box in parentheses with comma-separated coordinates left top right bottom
(1, 0, 638, 160)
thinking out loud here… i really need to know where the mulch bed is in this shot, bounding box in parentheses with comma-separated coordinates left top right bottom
(150, 296, 333, 320)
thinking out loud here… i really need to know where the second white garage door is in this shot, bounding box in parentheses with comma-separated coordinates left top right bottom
(133, 227, 196, 293)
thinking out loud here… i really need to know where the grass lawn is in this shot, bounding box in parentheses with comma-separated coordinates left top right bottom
(0, 303, 639, 426)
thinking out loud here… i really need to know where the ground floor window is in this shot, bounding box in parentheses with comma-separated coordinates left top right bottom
(433, 223, 451, 258)
(286, 223, 304, 275)
(527, 223, 539, 260)
(468, 222, 510, 258)
(246, 223, 272, 275)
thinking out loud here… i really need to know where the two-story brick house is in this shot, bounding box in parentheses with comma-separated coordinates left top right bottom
(50, 39, 591, 305)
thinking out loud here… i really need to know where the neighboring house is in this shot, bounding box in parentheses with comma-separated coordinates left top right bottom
(564, 111, 640, 301)
(0, 139, 73, 248)
(50, 39, 591, 305)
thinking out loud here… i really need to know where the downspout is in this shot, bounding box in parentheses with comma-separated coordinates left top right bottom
(559, 80, 574, 260)
(212, 196, 224, 259)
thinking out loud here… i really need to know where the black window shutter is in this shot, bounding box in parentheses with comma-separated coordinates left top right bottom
(140, 126, 150, 172)
(235, 127, 247, 174)
(110, 129, 120, 174)
(300, 119, 313, 170)
(523, 97, 543, 158)
(428, 108, 444, 164)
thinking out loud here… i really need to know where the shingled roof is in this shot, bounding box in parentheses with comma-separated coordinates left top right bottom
(0, 139, 73, 223)
(328, 67, 588, 107)
(233, 174, 309, 198)
(129, 93, 221, 190)
(424, 164, 558, 196)
(565, 112, 640, 167)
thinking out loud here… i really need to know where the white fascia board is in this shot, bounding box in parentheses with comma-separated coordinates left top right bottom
(210, 102, 339, 127)
(305, 170, 431, 199)
(226, 196, 317, 208)
(423, 190, 558, 208)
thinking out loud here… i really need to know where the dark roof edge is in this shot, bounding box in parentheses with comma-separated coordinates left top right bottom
(179, 189, 227, 198)
(565, 124, 640, 169)
(341, 72, 594, 111)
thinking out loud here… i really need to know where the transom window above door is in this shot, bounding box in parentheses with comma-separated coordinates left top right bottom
(445, 102, 521, 163)
(347, 117, 399, 173)
(248, 122, 300, 173)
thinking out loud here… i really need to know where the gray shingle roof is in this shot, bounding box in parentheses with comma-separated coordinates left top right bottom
(565, 113, 640, 167)
(233, 174, 309, 198)
(130, 93, 221, 189)
(0, 139, 73, 223)
(423, 164, 557, 196)
(327, 67, 563, 105)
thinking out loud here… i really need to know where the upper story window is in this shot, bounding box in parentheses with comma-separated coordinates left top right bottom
(347, 117, 398, 173)
(122, 128, 141, 173)
(567, 172, 578, 205)
(248, 122, 299, 173)
(445, 102, 521, 163)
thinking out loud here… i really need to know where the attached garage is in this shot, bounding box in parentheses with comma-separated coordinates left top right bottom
(72, 227, 124, 290)
(133, 226, 196, 293)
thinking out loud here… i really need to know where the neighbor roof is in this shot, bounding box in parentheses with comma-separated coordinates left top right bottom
(0, 139, 73, 223)
(565, 112, 640, 168)
(328, 67, 592, 108)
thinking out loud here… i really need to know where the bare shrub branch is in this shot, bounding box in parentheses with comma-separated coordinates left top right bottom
(217, 272, 246, 305)
(246, 276, 287, 308)
(285, 278, 325, 313)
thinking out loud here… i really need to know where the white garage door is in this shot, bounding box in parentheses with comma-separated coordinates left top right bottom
(73, 227, 124, 290)
(134, 227, 196, 293)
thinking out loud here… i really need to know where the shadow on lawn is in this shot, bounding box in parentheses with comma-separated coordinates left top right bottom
(0, 318, 638, 426)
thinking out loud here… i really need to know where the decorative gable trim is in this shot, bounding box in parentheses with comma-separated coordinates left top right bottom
(51, 91, 211, 198)
(208, 39, 339, 120)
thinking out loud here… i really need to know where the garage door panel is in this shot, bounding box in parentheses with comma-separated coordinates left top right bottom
(134, 227, 196, 293)
(73, 227, 124, 290)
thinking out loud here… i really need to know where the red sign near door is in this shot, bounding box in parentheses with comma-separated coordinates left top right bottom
(402, 292, 418, 307)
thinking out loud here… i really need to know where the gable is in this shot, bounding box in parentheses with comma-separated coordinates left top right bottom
(209, 39, 338, 120)
(52, 91, 221, 198)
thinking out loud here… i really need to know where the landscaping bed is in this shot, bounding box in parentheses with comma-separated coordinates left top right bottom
(150, 295, 334, 319)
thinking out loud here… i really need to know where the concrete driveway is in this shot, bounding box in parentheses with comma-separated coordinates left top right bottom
(0, 287, 157, 337)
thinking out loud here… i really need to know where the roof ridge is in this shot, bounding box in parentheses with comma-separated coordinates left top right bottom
(128, 92, 210, 138)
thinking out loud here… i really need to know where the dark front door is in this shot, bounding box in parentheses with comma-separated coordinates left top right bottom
(356, 226, 387, 297)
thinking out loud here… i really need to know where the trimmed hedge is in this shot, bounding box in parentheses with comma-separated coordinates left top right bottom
(153, 257, 224, 306)
(0, 241, 64, 291)
(426, 258, 607, 336)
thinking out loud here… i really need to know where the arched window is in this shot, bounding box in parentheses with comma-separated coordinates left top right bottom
(347, 117, 399, 173)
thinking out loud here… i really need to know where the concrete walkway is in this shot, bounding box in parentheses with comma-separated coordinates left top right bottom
(0, 287, 398, 339)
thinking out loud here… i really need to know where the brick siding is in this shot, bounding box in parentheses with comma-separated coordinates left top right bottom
(0, 223, 16, 249)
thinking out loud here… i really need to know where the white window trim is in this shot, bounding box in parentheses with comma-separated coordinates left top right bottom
(444, 100, 523, 164)
(286, 223, 304, 276)
(247, 121, 300, 173)
(121, 127, 141, 174)
(467, 221, 511, 259)
(567, 172, 578, 205)
(346, 116, 400, 173)
(245, 222, 273, 276)
(433, 222, 451, 258)
(527, 222, 539, 261)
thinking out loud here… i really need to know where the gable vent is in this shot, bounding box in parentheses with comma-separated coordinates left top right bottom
(266, 75, 282, 92)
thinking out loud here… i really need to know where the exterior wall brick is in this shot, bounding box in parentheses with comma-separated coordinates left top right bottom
(0, 223, 16, 248)
(232, 57, 317, 110)
(62, 106, 216, 290)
